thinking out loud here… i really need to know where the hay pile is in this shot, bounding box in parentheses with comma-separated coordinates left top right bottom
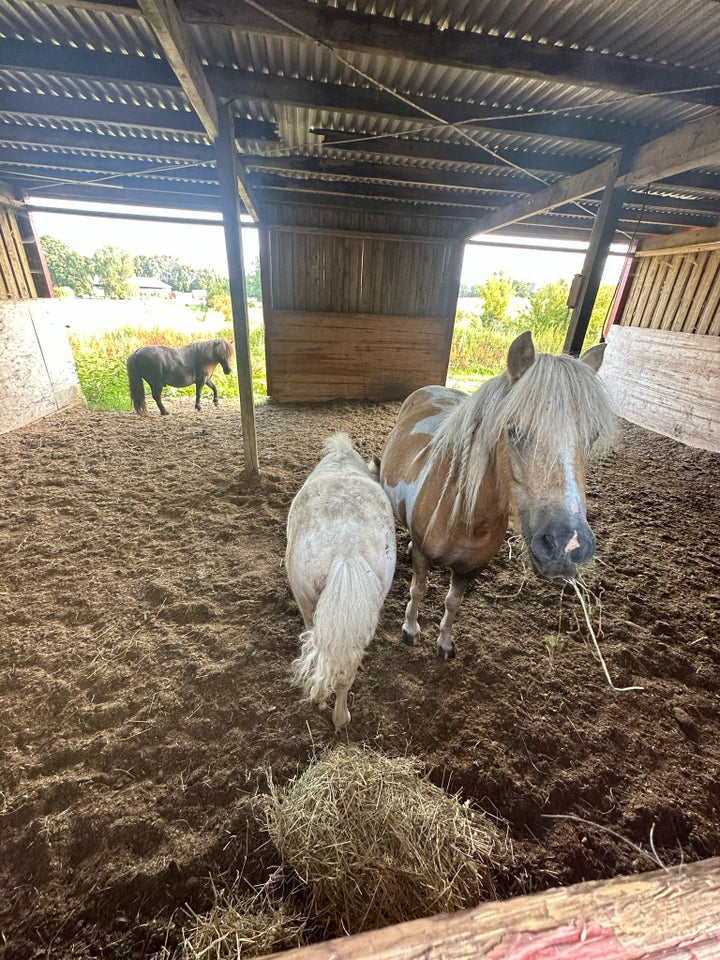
(264, 744, 511, 936)
(167, 746, 511, 957)
(166, 874, 308, 960)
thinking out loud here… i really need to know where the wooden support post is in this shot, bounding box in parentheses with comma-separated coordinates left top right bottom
(564, 152, 625, 356)
(214, 101, 260, 477)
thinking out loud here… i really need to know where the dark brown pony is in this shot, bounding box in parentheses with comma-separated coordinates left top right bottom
(380, 331, 615, 659)
(126, 339, 233, 415)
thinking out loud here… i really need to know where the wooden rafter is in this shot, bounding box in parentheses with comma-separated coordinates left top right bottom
(459, 111, 720, 237)
(176, 0, 720, 109)
(0, 37, 653, 148)
(136, 0, 218, 140)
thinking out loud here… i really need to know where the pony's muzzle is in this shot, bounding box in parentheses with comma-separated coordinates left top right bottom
(529, 523, 596, 579)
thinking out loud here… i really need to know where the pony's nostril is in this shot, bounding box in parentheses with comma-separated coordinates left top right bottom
(532, 532, 558, 562)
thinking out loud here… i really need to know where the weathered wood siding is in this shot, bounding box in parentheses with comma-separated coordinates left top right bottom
(603, 325, 720, 451)
(604, 241, 719, 451)
(261, 206, 464, 401)
(0, 192, 38, 300)
(0, 300, 83, 435)
(620, 248, 720, 335)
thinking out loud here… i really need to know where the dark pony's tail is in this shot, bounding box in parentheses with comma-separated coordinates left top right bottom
(126, 353, 147, 415)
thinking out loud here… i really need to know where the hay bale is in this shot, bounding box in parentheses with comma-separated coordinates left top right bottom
(264, 745, 511, 936)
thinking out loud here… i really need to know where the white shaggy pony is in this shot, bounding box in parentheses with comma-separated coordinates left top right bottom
(285, 433, 397, 730)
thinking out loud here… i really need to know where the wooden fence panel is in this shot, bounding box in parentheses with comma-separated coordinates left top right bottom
(620, 249, 720, 334)
(265, 310, 452, 401)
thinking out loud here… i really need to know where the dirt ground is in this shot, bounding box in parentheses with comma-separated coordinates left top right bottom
(1, 397, 718, 958)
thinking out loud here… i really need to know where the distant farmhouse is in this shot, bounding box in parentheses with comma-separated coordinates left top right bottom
(90, 276, 172, 298)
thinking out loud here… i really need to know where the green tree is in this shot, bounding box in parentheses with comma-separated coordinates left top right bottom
(520, 279, 570, 332)
(94, 245, 135, 299)
(511, 278, 536, 298)
(41, 235, 93, 296)
(479, 273, 515, 326)
(245, 258, 262, 300)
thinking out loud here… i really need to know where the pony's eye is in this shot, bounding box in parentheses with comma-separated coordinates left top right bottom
(508, 425, 519, 442)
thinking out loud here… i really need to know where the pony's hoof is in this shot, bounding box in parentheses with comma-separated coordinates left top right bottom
(437, 644, 456, 661)
(402, 630, 417, 646)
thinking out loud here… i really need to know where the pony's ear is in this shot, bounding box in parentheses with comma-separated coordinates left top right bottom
(580, 342, 606, 373)
(506, 331, 535, 383)
(368, 454, 381, 478)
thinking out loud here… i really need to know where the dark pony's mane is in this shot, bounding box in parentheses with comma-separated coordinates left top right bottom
(429, 351, 616, 524)
(186, 339, 233, 364)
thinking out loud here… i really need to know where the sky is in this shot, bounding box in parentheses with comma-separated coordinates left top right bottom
(29, 199, 628, 288)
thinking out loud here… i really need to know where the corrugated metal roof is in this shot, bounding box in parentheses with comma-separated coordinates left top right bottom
(0, 0, 718, 241)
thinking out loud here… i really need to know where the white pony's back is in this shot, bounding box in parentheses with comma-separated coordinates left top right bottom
(285, 433, 396, 729)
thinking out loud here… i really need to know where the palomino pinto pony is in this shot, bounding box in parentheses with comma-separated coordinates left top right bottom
(380, 331, 615, 660)
(127, 339, 233, 415)
(286, 433, 396, 730)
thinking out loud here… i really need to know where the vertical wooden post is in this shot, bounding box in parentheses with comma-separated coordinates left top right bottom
(564, 151, 625, 356)
(214, 100, 260, 477)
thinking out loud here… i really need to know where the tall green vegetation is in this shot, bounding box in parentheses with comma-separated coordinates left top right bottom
(450, 272, 615, 383)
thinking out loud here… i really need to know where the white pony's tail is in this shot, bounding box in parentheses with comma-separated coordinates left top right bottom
(292, 553, 384, 708)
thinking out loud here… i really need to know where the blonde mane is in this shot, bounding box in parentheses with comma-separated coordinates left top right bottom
(429, 351, 616, 525)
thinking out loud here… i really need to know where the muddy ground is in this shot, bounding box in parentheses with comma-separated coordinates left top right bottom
(1, 397, 718, 958)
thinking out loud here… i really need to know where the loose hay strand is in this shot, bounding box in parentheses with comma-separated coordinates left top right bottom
(567, 577, 644, 692)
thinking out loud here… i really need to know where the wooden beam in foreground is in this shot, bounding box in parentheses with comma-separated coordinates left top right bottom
(620, 110, 720, 189)
(214, 102, 259, 477)
(266, 857, 720, 960)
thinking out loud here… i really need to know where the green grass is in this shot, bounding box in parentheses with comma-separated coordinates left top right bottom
(69, 323, 267, 412)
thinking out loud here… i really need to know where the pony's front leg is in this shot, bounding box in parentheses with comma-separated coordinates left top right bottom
(206, 378, 220, 407)
(402, 546, 429, 646)
(194, 380, 205, 411)
(436, 571, 473, 661)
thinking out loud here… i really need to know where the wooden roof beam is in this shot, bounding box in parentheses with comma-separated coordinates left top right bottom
(0, 38, 653, 148)
(460, 155, 620, 238)
(461, 110, 720, 237)
(137, 0, 218, 140)
(178, 0, 720, 109)
(134, 1, 262, 221)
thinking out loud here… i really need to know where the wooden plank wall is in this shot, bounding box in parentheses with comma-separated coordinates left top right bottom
(0, 192, 38, 300)
(602, 325, 720, 451)
(604, 243, 719, 451)
(261, 207, 464, 401)
(619, 248, 720, 335)
(0, 300, 83, 435)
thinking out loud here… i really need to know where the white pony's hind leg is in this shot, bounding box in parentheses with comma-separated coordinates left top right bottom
(436, 571, 472, 660)
(332, 681, 352, 730)
(402, 548, 429, 645)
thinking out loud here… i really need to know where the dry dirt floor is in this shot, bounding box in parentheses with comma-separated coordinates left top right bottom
(1, 397, 718, 958)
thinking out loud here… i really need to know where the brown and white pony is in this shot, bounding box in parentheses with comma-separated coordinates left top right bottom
(380, 331, 615, 660)
(286, 433, 397, 729)
(127, 338, 233, 415)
